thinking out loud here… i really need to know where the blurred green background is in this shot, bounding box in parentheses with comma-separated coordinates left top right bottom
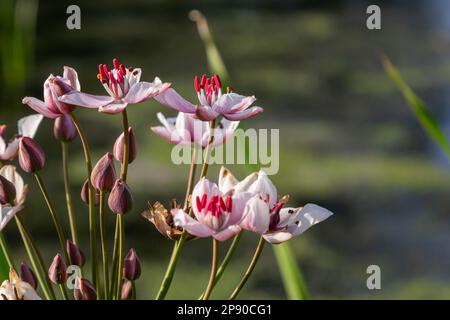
(2, 0, 450, 299)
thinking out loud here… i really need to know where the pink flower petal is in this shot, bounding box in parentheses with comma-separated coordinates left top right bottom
(59, 92, 114, 108)
(172, 209, 215, 238)
(247, 170, 278, 208)
(191, 178, 220, 222)
(213, 225, 242, 241)
(227, 191, 253, 226)
(262, 231, 293, 244)
(98, 100, 128, 114)
(214, 93, 256, 114)
(0, 139, 19, 161)
(155, 88, 196, 113)
(150, 126, 182, 145)
(287, 204, 333, 236)
(222, 106, 264, 121)
(195, 105, 220, 121)
(63, 66, 81, 91)
(240, 196, 270, 235)
(124, 82, 161, 104)
(0, 205, 23, 232)
(18, 114, 43, 138)
(22, 97, 59, 119)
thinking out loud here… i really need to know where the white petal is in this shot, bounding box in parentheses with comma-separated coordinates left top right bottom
(288, 204, 333, 236)
(239, 195, 270, 235)
(18, 114, 43, 138)
(263, 231, 293, 244)
(247, 170, 278, 208)
(218, 166, 239, 194)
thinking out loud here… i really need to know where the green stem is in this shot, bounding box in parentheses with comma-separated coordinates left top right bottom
(229, 237, 266, 300)
(199, 231, 242, 299)
(33, 172, 69, 263)
(14, 215, 55, 300)
(199, 120, 216, 177)
(61, 142, 78, 245)
(59, 284, 69, 300)
(115, 214, 125, 300)
(120, 109, 130, 181)
(0, 232, 14, 269)
(99, 191, 109, 299)
(132, 281, 136, 300)
(109, 218, 119, 299)
(69, 113, 99, 298)
(203, 239, 218, 300)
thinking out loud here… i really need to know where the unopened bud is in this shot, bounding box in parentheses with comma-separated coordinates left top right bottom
(121, 280, 133, 300)
(113, 127, 137, 164)
(18, 137, 45, 173)
(67, 240, 86, 267)
(74, 277, 97, 300)
(53, 115, 77, 142)
(108, 179, 133, 214)
(91, 153, 116, 192)
(124, 248, 141, 281)
(0, 175, 16, 205)
(20, 262, 38, 290)
(48, 253, 67, 284)
(80, 179, 99, 206)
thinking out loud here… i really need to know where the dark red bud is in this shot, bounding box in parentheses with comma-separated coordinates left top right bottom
(113, 127, 136, 164)
(0, 175, 16, 205)
(121, 280, 133, 300)
(48, 253, 67, 284)
(67, 240, 86, 267)
(108, 179, 133, 214)
(53, 115, 77, 142)
(80, 179, 100, 206)
(91, 152, 116, 192)
(124, 248, 141, 281)
(74, 277, 97, 300)
(20, 262, 38, 290)
(18, 137, 45, 173)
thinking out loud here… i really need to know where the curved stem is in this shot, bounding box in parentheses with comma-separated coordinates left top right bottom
(34, 172, 69, 263)
(120, 109, 130, 181)
(14, 215, 55, 300)
(115, 214, 125, 300)
(199, 120, 216, 178)
(69, 113, 99, 298)
(203, 239, 218, 300)
(61, 142, 78, 245)
(0, 232, 14, 269)
(229, 237, 266, 300)
(109, 218, 119, 299)
(199, 231, 242, 299)
(99, 191, 109, 299)
(59, 284, 69, 300)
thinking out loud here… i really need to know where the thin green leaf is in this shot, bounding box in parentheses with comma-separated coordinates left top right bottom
(383, 56, 450, 158)
(273, 242, 309, 299)
(0, 250, 9, 280)
(190, 10, 309, 300)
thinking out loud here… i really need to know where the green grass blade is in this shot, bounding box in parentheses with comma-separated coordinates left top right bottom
(0, 249, 9, 280)
(383, 56, 450, 159)
(273, 242, 309, 299)
(190, 9, 309, 300)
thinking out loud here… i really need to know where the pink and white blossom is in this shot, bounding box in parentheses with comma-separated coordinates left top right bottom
(22, 66, 80, 118)
(0, 114, 43, 161)
(155, 74, 263, 121)
(0, 269, 41, 300)
(150, 112, 239, 147)
(59, 58, 171, 114)
(173, 177, 252, 241)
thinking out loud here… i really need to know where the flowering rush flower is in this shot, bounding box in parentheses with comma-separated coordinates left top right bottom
(59, 58, 171, 114)
(0, 269, 41, 300)
(0, 114, 43, 161)
(235, 170, 333, 244)
(173, 177, 253, 241)
(0, 165, 28, 232)
(22, 66, 80, 118)
(155, 74, 263, 121)
(150, 112, 239, 147)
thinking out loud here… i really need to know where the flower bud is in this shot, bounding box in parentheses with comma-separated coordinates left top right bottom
(124, 248, 141, 281)
(20, 262, 38, 290)
(113, 127, 137, 164)
(0, 175, 16, 205)
(18, 137, 45, 173)
(67, 240, 86, 267)
(108, 179, 133, 214)
(91, 152, 116, 192)
(74, 277, 97, 300)
(80, 179, 99, 206)
(121, 280, 133, 300)
(48, 76, 75, 114)
(48, 253, 67, 284)
(53, 115, 77, 142)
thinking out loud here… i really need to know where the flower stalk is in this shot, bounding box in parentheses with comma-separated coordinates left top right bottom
(202, 238, 218, 300)
(0, 232, 14, 269)
(99, 190, 109, 299)
(61, 142, 78, 244)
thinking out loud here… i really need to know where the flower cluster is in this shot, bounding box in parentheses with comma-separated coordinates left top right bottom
(0, 57, 332, 301)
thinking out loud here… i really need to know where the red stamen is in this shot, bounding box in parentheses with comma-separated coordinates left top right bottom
(196, 196, 203, 211)
(103, 65, 111, 79)
(113, 58, 120, 70)
(200, 74, 207, 88)
(219, 197, 226, 212)
(194, 76, 200, 92)
(119, 64, 126, 75)
(225, 195, 232, 212)
(213, 74, 221, 90)
(201, 194, 207, 208)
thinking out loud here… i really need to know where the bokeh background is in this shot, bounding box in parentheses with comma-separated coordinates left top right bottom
(2, 0, 450, 299)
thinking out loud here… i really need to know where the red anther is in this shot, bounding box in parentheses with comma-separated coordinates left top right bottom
(196, 196, 203, 211)
(219, 197, 226, 212)
(109, 72, 117, 84)
(113, 58, 120, 70)
(200, 194, 207, 209)
(213, 74, 221, 90)
(117, 71, 124, 83)
(206, 197, 214, 215)
(205, 78, 211, 94)
(271, 202, 284, 215)
(103, 65, 111, 79)
(194, 76, 200, 92)
(225, 195, 232, 212)
(119, 64, 126, 75)
(200, 74, 207, 88)
(98, 64, 106, 79)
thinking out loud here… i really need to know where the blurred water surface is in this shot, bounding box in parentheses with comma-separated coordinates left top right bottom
(2, 0, 450, 299)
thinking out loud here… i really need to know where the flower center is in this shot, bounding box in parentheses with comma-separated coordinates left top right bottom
(97, 58, 137, 99)
(196, 193, 232, 230)
(194, 74, 222, 107)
